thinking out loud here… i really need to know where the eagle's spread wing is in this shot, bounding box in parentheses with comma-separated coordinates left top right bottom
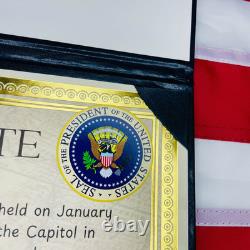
(88, 133, 100, 159)
(113, 136, 128, 161)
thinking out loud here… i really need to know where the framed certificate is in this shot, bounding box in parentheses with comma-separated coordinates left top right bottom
(0, 72, 189, 250)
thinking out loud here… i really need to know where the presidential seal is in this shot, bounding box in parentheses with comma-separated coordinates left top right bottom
(57, 106, 152, 201)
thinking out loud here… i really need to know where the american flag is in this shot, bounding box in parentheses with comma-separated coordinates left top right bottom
(195, 0, 250, 249)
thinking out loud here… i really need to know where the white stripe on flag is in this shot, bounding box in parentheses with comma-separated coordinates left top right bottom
(195, 139, 250, 209)
(196, 0, 250, 66)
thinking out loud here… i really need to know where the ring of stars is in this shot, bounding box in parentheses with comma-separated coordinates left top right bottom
(70, 117, 142, 189)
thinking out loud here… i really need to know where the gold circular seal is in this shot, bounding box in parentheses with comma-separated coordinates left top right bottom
(57, 105, 152, 202)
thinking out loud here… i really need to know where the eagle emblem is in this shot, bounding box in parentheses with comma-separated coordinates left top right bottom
(85, 126, 128, 178)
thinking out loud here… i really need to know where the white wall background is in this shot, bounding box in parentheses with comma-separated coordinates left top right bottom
(0, 0, 192, 61)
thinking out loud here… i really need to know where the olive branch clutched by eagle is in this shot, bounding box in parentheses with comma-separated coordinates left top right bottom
(83, 151, 97, 173)
(82, 126, 128, 178)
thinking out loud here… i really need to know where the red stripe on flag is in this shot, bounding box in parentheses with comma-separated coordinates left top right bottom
(194, 59, 250, 143)
(196, 226, 250, 250)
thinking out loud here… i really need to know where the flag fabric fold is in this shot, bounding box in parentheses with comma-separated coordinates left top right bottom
(195, 0, 250, 248)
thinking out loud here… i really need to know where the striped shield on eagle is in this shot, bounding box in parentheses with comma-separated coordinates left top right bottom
(100, 152, 113, 167)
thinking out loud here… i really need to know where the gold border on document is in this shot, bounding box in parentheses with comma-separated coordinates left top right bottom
(0, 76, 178, 250)
(161, 129, 178, 250)
(0, 76, 146, 108)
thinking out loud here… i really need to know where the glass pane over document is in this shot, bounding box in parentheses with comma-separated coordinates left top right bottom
(0, 75, 188, 250)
